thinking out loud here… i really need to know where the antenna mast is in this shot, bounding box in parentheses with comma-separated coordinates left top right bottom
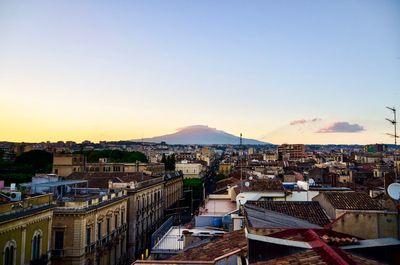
(386, 106, 399, 182)
(240, 133, 243, 193)
(386, 106, 398, 145)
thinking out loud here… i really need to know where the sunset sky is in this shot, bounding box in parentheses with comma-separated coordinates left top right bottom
(0, 0, 399, 144)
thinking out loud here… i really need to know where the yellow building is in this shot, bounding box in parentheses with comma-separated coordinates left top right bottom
(53, 153, 85, 177)
(313, 191, 398, 239)
(218, 163, 233, 176)
(0, 194, 54, 265)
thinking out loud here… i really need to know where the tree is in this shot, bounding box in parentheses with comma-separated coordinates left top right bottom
(14, 150, 53, 173)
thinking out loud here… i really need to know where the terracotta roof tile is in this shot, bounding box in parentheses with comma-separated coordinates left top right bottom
(66, 172, 153, 188)
(167, 229, 246, 262)
(247, 201, 330, 227)
(234, 179, 284, 195)
(321, 192, 384, 210)
(249, 249, 386, 265)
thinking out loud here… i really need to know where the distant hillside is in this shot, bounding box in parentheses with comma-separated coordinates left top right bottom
(134, 125, 269, 145)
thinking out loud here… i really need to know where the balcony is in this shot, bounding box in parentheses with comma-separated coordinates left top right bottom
(94, 225, 127, 250)
(85, 242, 96, 254)
(51, 249, 65, 258)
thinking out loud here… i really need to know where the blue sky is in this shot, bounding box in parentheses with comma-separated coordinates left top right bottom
(0, 0, 399, 144)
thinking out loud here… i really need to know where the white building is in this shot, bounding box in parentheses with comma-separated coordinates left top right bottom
(175, 160, 203, 179)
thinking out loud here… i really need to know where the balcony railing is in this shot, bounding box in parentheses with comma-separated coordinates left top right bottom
(85, 242, 96, 253)
(88, 224, 128, 252)
(51, 249, 65, 258)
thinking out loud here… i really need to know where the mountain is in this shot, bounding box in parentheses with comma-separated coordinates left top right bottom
(135, 125, 269, 145)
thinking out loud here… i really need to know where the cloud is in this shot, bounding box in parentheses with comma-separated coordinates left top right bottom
(290, 119, 307, 125)
(316, 122, 365, 133)
(290, 118, 321, 126)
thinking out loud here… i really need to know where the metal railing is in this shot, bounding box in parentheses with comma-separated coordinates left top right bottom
(151, 216, 173, 249)
(152, 235, 184, 252)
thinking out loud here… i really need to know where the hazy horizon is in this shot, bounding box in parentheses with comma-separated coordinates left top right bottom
(1, 1, 399, 144)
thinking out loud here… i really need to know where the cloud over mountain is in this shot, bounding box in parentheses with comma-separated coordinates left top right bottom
(316, 122, 365, 133)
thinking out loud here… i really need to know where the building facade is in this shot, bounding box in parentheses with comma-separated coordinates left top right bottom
(53, 153, 85, 177)
(0, 194, 54, 265)
(53, 154, 164, 177)
(277, 144, 306, 160)
(109, 177, 165, 261)
(51, 189, 128, 265)
(163, 172, 184, 209)
(175, 161, 203, 179)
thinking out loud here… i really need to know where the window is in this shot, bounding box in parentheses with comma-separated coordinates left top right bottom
(86, 227, 91, 246)
(121, 211, 124, 225)
(3, 240, 16, 265)
(32, 230, 42, 261)
(55, 231, 64, 250)
(97, 222, 102, 240)
(107, 218, 110, 235)
(115, 214, 118, 229)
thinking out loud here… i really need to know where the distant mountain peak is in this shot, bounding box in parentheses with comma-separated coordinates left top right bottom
(135, 125, 268, 145)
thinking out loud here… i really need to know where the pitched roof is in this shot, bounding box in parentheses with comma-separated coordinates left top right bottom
(66, 172, 153, 188)
(244, 204, 322, 229)
(247, 201, 330, 227)
(249, 249, 386, 265)
(215, 177, 240, 191)
(234, 179, 284, 194)
(248, 229, 388, 265)
(321, 192, 384, 210)
(167, 229, 246, 262)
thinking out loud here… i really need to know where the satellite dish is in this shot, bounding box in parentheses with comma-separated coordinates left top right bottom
(244, 181, 250, 187)
(388, 183, 400, 200)
(249, 176, 253, 181)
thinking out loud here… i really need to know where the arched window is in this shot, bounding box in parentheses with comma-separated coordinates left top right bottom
(32, 230, 42, 261)
(3, 240, 16, 265)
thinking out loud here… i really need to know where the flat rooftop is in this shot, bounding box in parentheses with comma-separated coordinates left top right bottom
(199, 198, 236, 216)
(152, 226, 225, 252)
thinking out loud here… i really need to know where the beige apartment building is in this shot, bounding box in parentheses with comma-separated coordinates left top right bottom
(51, 189, 128, 265)
(67, 172, 166, 261)
(53, 154, 164, 177)
(109, 176, 164, 261)
(277, 144, 306, 160)
(163, 172, 184, 209)
(313, 191, 398, 239)
(53, 153, 86, 177)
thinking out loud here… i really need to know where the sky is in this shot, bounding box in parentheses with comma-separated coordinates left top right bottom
(0, 0, 399, 144)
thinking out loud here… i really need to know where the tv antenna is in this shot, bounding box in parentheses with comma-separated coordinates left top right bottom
(385, 106, 399, 183)
(385, 106, 398, 145)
